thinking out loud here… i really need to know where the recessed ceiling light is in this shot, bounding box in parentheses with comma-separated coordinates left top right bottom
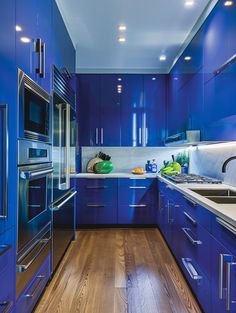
(152, 77, 156, 81)
(119, 25, 127, 31)
(224, 1, 233, 6)
(20, 37, 31, 43)
(15, 25, 22, 32)
(184, 56, 192, 61)
(185, 0, 194, 7)
(118, 78, 122, 81)
(118, 36, 126, 43)
(159, 55, 167, 61)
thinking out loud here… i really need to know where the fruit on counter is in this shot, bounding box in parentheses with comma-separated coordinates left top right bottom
(171, 155, 181, 173)
(132, 167, 145, 174)
(94, 160, 113, 174)
(159, 155, 181, 175)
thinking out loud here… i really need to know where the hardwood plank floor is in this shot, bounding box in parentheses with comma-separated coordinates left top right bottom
(35, 229, 202, 313)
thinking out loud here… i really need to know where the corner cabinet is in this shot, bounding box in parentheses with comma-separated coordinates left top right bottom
(77, 74, 167, 147)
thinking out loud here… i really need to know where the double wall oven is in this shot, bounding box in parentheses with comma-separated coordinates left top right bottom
(17, 70, 52, 297)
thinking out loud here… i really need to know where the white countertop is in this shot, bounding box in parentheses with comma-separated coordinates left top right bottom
(157, 174, 236, 228)
(71, 172, 158, 179)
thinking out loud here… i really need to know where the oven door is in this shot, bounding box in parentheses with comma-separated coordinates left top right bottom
(18, 163, 53, 255)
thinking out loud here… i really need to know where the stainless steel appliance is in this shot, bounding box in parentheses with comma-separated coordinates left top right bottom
(18, 69, 50, 143)
(51, 66, 77, 272)
(162, 173, 222, 184)
(17, 139, 53, 297)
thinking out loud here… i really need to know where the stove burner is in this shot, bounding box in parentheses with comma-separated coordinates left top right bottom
(162, 173, 222, 184)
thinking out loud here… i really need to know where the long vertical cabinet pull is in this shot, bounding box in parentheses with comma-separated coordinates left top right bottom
(101, 128, 104, 145)
(66, 103, 70, 189)
(41, 42, 46, 78)
(0, 104, 8, 220)
(95, 128, 99, 145)
(138, 128, 142, 145)
(219, 254, 233, 300)
(226, 262, 236, 311)
(36, 38, 42, 76)
(145, 128, 148, 145)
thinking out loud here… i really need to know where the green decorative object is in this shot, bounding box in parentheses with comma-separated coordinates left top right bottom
(94, 161, 113, 174)
(175, 151, 190, 166)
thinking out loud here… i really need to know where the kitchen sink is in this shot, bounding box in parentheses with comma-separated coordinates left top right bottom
(190, 189, 236, 197)
(205, 196, 236, 204)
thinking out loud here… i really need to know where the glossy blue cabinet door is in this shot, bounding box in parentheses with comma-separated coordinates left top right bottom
(143, 75, 167, 146)
(100, 75, 121, 146)
(0, 0, 17, 234)
(120, 75, 144, 146)
(77, 75, 100, 146)
(52, 1, 76, 73)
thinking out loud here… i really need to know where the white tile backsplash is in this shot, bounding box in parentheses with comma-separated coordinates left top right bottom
(81, 147, 185, 173)
(189, 143, 236, 186)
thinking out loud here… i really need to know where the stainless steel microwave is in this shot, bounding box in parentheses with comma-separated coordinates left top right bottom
(18, 69, 50, 143)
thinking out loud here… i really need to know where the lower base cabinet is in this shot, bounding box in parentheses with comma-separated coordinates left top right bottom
(15, 254, 51, 313)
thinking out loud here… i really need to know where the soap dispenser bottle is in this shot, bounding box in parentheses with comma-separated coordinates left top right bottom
(151, 159, 158, 173)
(145, 160, 152, 173)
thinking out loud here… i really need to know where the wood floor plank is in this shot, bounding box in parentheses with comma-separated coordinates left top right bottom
(35, 228, 202, 313)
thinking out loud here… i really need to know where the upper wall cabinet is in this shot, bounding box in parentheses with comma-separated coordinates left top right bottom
(52, 1, 75, 74)
(16, 0, 52, 93)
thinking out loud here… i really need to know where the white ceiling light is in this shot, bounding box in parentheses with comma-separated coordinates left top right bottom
(20, 37, 31, 43)
(119, 25, 127, 31)
(118, 78, 122, 81)
(224, 1, 233, 6)
(15, 25, 22, 32)
(159, 55, 167, 61)
(152, 77, 156, 81)
(185, 1, 195, 7)
(184, 56, 192, 61)
(118, 36, 126, 43)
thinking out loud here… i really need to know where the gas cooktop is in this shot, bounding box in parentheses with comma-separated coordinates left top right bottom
(161, 173, 222, 184)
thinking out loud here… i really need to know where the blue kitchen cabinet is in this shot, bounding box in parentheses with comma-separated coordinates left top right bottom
(120, 75, 144, 146)
(76, 179, 118, 225)
(0, 228, 15, 313)
(143, 75, 167, 146)
(16, 0, 52, 93)
(77, 75, 100, 146)
(118, 178, 157, 225)
(52, 0, 76, 73)
(100, 75, 121, 146)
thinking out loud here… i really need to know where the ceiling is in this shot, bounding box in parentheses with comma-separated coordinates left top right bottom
(56, 0, 218, 74)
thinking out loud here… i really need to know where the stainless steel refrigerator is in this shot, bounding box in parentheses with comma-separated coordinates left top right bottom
(51, 66, 77, 272)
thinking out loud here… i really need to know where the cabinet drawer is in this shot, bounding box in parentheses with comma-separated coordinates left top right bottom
(180, 195, 212, 232)
(16, 254, 50, 313)
(77, 178, 117, 188)
(119, 178, 156, 188)
(212, 215, 236, 257)
(179, 256, 211, 313)
(118, 204, 156, 225)
(77, 203, 117, 225)
(118, 186, 154, 205)
(0, 270, 14, 313)
(0, 229, 14, 275)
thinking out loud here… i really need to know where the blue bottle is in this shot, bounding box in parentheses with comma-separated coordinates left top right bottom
(145, 160, 152, 173)
(151, 159, 158, 173)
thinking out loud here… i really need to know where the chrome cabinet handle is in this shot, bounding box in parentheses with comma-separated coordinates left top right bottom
(226, 262, 236, 311)
(86, 186, 108, 189)
(182, 228, 202, 245)
(216, 217, 236, 235)
(158, 192, 164, 211)
(36, 38, 42, 76)
(0, 104, 8, 220)
(101, 128, 104, 145)
(86, 204, 105, 208)
(0, 301, 12, 313)
(20, 167, 53, 179)
(41, 42, 46, 78)
(139, 128, 142, 145)
(167, 201, 172, 224)
(95, 128, 99, 145)
(129, 204, 147, 208)
(0, 245, 12, 257)
(145, 128, 148, 145)
(183, 211, 197, 226)
(184, 196, 197, 206)
(181, 258, 202, 281)
(129, 186, 146, 189)
(219, 254, 233, 300)
(24, 275, 46, 298)
(17, 237, 51, 272)
(50, 191, 77, 211)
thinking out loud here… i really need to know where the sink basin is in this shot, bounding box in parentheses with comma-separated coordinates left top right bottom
(190, 189, 236, 197)
(206, 196, 236, 204)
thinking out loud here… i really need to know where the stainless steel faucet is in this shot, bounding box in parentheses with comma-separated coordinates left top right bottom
(222, 156, 236, 173)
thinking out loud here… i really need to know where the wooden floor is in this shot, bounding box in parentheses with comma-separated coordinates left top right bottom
(35, 228, 202, 313)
